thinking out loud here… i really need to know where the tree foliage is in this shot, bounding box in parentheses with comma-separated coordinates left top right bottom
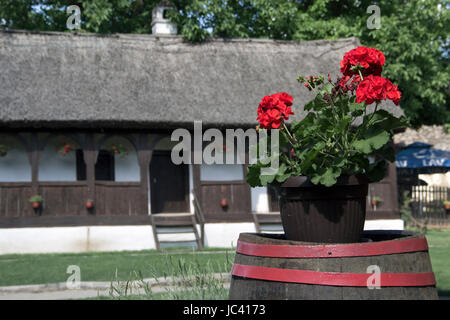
(1, 0, 448, 127)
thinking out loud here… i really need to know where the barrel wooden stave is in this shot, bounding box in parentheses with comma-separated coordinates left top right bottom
(230, 276, 438, 300)
(229, 232, 438, 300)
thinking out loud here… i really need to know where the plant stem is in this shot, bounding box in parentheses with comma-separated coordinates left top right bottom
(281, 129, 296, 150)
(282, 123, 297, 145)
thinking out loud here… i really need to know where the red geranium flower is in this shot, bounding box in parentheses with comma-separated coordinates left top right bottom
(339, 75, 362, 92)
(340, 46, 385, 77)
(356, 75, 402, 105)
(257, 92, 294, 129)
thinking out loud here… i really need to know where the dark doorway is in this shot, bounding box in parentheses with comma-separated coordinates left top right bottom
(76, 149, 87, 181)
(150, 151, 190, 214)
(95, 150, 115, 181)
(76, 149, 115, 181)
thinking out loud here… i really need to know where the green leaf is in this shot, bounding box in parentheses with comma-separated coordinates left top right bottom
(366, 160, 388, 183)
(349, 102, 366, 113)
(352, 130, 390, 154)
(333, 157, 347, 168)
(311, 167, 342, 187)
(336, 115, 352, 132)
(260, 172, 276, 186)
(304, 94, 328, 112)
(313, 141, 326, 151)
(376, 144, 396, 162)
(322, 82, 334, 95)
(366, 110, 409, 132)
(246, 163, 263, 187)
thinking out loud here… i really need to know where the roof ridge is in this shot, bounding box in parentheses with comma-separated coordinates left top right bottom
(0, 28, 359, 46)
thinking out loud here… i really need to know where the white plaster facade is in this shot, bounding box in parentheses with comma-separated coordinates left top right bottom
(0, 219, 405, 254)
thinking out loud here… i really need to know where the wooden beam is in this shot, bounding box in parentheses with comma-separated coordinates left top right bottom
(137, 134, 153, 216)
(83, 134, 97, 211)
(0, 215, 154, 228)
(29, 133, 40, 195)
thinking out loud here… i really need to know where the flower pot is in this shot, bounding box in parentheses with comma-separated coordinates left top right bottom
(220, 199, 228, 208)
(86, 201, 94, 209)
(445, 204, 450, 211)
(277, 175, 368, 243)
(31, 202, 41, 209)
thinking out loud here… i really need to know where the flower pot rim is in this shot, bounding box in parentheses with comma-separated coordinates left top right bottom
(31, 201, 41, 208)
(279, 174, 369, 188)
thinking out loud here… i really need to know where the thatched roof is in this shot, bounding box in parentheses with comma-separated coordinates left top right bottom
(394, 125, 450, 151)
(0, 30, 401, 129)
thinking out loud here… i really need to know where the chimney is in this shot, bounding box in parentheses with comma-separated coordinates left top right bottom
(152, 0, 177, 35)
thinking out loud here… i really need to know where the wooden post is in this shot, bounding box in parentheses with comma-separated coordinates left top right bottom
(137, 134, 153, 216)
(83, 134, 97, 214)
(29, 133, 41, 196)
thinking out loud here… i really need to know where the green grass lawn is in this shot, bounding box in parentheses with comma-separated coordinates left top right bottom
(421, 229, 450, 297)
(0, 247, 234, 287)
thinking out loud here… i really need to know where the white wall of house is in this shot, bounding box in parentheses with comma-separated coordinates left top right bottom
(0, 226, 154, 254)
(200, 164, 244, 181)
(114, 145, 140, 182)
(0, 220, 405, 254)
(251, 187, 269, 212)
(364, 219, 404, 230)
(0, 146, 31, 182)
(38, 147, 77, 181)
(0, 223, 257, 254)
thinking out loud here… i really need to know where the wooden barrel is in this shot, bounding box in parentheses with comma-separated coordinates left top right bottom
(229, 231, 438, 300)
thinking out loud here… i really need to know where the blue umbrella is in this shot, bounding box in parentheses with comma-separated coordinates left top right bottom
(396, 142, 450, 173)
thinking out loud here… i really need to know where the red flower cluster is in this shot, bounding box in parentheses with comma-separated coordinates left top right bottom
(338, 75, 361, 92)
(340, 47, 385, 77)
(339, 46, 401, 106)
(56, 142, 73, 156)
(257, 92, 294, 129)
(111, 144, 128, 156)
(356, 75, 402, 106)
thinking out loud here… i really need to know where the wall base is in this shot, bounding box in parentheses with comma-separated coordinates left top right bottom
(0, 219, 403, 254)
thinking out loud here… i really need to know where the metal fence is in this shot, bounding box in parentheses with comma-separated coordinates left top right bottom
(410, 186, 449, 226)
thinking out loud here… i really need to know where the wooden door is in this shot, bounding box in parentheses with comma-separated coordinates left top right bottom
(150, 151, 190, 214)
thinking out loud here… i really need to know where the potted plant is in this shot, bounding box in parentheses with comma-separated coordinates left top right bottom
(110, 144, 128, 157)
(56, 142, 74, 156)
(371, 196, 382, 210)
(247, 46, 408, 243)
(85, 199, 94, 209)
(29, 195, 43, 209)
(0, 144, 11, 157)
(444, 200, 450, 211)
